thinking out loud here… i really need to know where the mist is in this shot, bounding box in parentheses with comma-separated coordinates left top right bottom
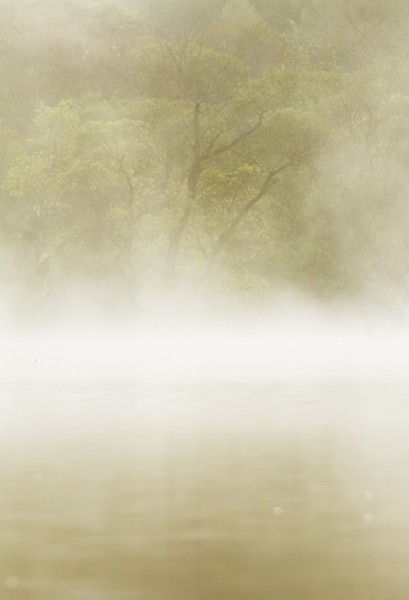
(3, 2, 409, 600)
(2, 0, 409, 323)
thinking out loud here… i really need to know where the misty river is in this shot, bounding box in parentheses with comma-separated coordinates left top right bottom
(1, 381, 409, 600)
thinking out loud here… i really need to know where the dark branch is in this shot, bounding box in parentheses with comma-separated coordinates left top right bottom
(202, 113, 264, 160)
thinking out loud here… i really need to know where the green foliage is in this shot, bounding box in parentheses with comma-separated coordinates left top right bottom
(1, 0, 409, 311)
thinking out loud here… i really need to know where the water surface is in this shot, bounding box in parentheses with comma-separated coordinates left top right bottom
(1, 382, 409, 599)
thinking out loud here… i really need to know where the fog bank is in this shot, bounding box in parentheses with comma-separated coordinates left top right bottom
(2, 313, 408, 384)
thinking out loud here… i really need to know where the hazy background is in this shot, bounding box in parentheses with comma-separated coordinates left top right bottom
(2, 0, 409, 328)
